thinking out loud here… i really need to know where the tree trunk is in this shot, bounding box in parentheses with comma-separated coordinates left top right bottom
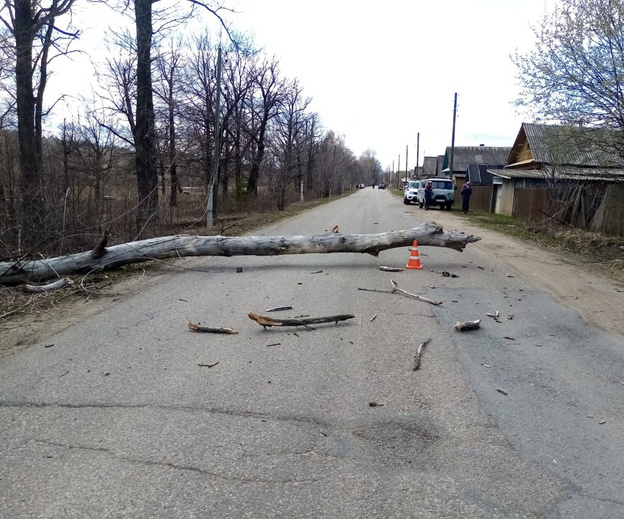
(168, 89, 178, 207)
(134, 0, 159, 228)
(14, 0, 43, 241)
(0, 222, 481, 285)
(247, 116, 267, 194)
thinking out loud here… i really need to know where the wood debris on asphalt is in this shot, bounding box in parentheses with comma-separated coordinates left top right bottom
(248, 312, 355, 330)
(486, 312, 502, 323)
(188, 323, 238, 334)
(454, 319, 481, 331)
(265, 306, 293, 312)
(412, 337, 432, 371)
(357, 280, 442, 306)
(379, 266, 403, 272)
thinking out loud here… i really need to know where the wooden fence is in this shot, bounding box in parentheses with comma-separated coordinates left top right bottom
(513, 188, 553, 223)
(455, 186, 492, 212)
(463, 184, 624, 236)
(588, 183, 624, 236)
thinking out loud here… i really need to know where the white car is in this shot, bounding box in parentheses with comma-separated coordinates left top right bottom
(403, 180, 420, 204)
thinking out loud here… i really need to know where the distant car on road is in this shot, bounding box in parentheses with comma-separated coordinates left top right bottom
(403, 180, 420, 204)
(356, 183, 365, 189)
(378, 183, 386, 189)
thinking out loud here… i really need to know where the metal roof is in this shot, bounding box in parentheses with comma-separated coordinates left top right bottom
(489, 167, 624, 182)
(521, 123, 624, 167)
(443, 146, 512, 172)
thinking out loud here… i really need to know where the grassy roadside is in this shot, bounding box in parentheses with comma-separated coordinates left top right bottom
(457, 207, 624, 284)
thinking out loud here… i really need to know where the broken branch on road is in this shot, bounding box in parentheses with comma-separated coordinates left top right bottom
(248, 312, 355, 330)
(358, 280, 442, 306)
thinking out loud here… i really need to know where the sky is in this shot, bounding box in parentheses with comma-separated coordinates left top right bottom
(52, 0, 549, 172)
(220, 0, 547, 170)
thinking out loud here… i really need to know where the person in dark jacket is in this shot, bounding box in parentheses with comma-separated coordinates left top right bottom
(424, 181, 433, 210)
(461, 181, 472, 214)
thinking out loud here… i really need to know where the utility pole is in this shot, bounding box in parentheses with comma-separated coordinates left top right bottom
(449, 92, 457, 179)
(405, 145, 409, 180)
(207, 44, 222, 228)
(416, 132, 420, 178)
(398, 154, 401, 186)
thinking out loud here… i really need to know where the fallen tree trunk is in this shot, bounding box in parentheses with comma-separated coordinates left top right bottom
(0, 222, 480, 285)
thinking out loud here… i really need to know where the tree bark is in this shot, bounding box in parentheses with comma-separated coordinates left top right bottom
(14, 0, 43, 239)
(134, 0, 159, 227)
(0, 222, 480, 285)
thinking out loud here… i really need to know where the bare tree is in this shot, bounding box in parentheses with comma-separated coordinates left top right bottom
(269, 79, 310, 210)
(315, 132, 354, 198)
(220, 35, 257, 199)
(76, 101, 121, 211)
(154, 38, 185, 206)
(245, 56, 288, 194)
(358, 150, 382, 187)
(0, 0, 78, 243)
(183, 32, 218, 193)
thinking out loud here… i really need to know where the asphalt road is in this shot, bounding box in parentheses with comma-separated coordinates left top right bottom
(1, 188, 623, 518)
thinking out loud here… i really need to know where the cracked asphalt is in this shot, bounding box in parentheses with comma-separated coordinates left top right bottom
(1, 188, 623, 518)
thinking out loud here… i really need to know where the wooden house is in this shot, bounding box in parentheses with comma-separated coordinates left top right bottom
(488, 123, 624, 235)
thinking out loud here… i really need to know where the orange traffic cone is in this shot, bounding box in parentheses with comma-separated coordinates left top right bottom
(406, 240, 423, 270)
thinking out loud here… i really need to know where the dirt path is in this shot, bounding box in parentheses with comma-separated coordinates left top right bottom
(426, 209, 624, 341)
(2, 210, 623, 363)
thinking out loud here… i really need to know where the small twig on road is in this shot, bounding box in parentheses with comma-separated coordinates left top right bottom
(412, 337, 432, 371)
(265, 306, 293, 312)
(188, 323, 238, 334)
(390, 280, 443, 306)
(198, 362, 219, 368)
(357, 280, 442, 306)
(379, 266, 403, 272)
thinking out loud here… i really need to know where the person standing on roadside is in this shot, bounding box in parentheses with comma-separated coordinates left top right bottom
(424, 181, 433, 210)
(461, 181, 472, 214)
